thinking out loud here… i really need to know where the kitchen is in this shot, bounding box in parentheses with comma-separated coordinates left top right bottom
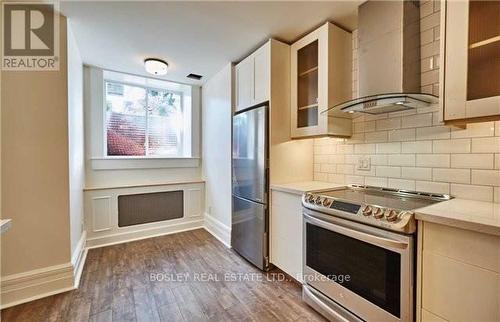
(1, 0, 499, 321)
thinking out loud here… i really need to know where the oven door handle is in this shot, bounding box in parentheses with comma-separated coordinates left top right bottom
(303, 285, 357, 322)
(304, 213, 408, 250)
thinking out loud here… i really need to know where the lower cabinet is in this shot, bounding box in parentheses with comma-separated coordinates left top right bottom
(418, 222, 500, 322)
(270, 190, 303, 282)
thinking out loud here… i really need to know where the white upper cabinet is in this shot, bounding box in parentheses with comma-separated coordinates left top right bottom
(234, 41, 270, 112)
(291, 22, 352, 139)
(441, 0, 500, 124)
(253, 46, 270, 104)
(235, 58, 254, 111)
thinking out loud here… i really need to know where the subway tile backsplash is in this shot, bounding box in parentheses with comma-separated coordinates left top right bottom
(314, 116, 500, 202)
(313, 0, 500, 203)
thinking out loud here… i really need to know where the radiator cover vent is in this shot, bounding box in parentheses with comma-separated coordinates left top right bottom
(118, 190, 183, 227)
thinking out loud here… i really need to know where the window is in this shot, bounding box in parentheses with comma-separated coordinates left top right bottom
(104, 78, 188, 157)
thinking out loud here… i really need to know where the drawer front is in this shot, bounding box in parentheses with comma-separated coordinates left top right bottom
(423, 222, 500, 273)
(421, 309, 447, 322)
(422, 251, 500, 322)
(271, 190, 302, 208)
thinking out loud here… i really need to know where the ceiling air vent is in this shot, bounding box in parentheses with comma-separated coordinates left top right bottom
(187, 73, 203, 80)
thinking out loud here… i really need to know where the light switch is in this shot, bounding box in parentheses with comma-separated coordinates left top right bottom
(357, 156, 371, 171)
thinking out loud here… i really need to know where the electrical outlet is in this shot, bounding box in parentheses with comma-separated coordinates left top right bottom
(357, 156, 371, 171)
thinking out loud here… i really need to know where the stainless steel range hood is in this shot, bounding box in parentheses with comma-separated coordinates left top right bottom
(326, 0, 438, 116)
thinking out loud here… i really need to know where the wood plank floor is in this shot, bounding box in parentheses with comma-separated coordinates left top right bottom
(1, 229, 326, 322)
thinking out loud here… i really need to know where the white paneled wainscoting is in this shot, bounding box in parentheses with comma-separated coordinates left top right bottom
(84, 181, 205, 248)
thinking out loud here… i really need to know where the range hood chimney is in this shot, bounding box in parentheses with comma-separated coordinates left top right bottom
(326, 0, 438, 116)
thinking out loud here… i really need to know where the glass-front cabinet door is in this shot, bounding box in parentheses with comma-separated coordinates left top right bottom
(291, 29, 323, 139)
(467, 1, 499, 101)
(290, 22, 352, 139)
(296, 40, 319, 129)
(442, 0, 500, 123)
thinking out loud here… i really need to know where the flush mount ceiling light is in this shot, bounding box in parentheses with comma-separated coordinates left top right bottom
(144, 58, 168, 76)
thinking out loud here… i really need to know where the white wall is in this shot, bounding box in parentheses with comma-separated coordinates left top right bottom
(83, 66, 202, 188)
(201, 63, 233, 244)
(67, 23, 85, 258)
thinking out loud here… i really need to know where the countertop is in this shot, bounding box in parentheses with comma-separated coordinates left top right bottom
(416, 198, 500, 237)
(0, 219, 12, 234)
(270, 181, 345, 195)
(271, 182, 500, 236)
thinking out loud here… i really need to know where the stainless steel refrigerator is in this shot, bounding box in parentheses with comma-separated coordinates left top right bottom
(232, 105, 269, 270)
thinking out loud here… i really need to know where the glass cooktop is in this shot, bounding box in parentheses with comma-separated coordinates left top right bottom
(320, 186, 449, 211)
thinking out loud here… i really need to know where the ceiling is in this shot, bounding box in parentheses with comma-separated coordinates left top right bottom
(61, 1, 361, 85)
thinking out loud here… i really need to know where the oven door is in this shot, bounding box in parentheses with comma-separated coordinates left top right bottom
(303, 209, 413, 322)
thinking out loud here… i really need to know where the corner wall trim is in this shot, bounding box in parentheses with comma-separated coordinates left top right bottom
(204, 213, 231, 248)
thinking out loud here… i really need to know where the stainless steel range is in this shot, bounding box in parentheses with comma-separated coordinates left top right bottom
(301, 185, 451, 322)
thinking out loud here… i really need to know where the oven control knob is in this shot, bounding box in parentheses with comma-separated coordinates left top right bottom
(398, 211, 414, 219)
(315, 196, 323, 205)
(373, 207, 385, 219)
(362, 205, 373, 216)
(307, 194, 315, 203)
(385, 209, 398, 222)
(322, 198, 332, 207)
(305, 193, 312, 202)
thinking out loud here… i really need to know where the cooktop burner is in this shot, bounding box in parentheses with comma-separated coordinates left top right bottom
(302, 185, 452, 233)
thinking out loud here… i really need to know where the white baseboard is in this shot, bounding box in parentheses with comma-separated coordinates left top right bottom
(204, 213, 231, 247)
(72, 231, 88, 288)
(1, 263, 75, 309)
(86, 218, 204, 249)
(1, 231, 89, 309)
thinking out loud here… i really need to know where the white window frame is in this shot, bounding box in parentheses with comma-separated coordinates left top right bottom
(86, 67, 200, 170)
(103, 79, 186, 158)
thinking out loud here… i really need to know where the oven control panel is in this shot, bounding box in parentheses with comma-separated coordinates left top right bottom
(303, 192, 417, 233)
(329, 200, 360, 214)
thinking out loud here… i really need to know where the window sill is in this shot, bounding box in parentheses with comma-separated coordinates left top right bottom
(90, 157, 200, 170)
